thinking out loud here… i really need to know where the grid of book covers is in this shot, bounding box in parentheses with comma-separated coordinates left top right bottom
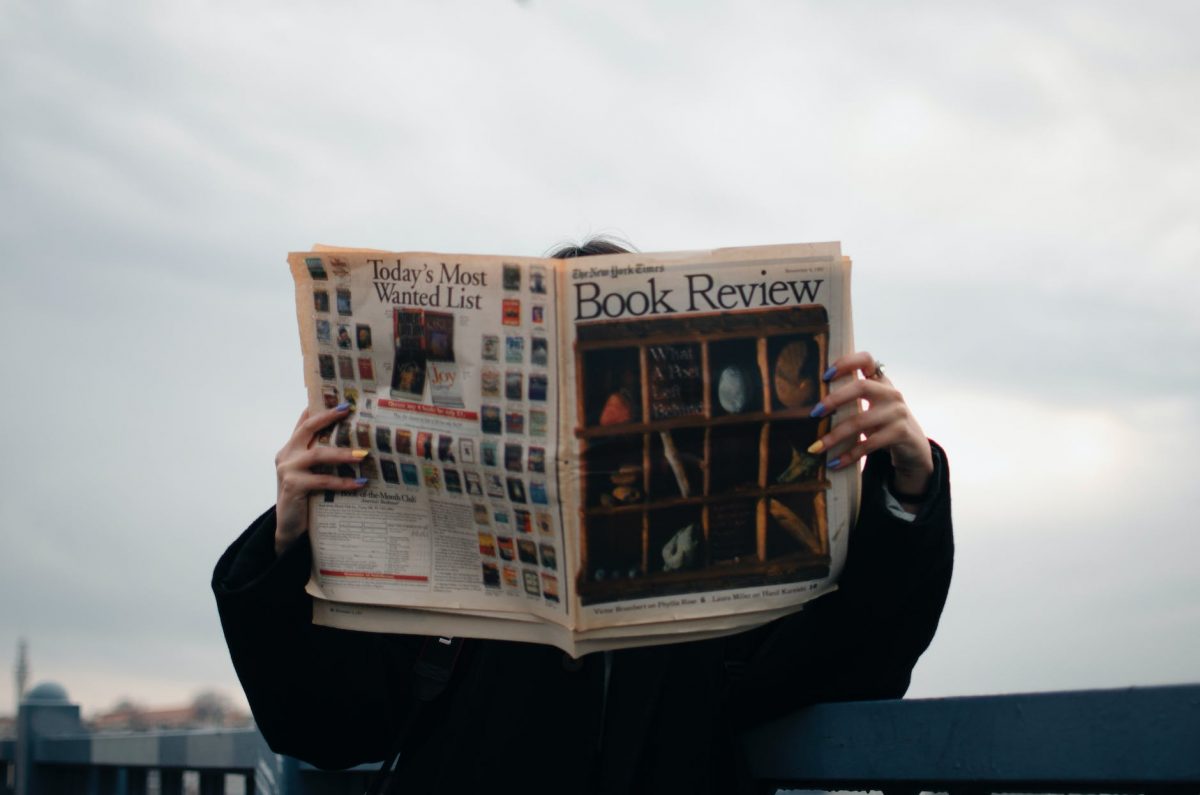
(300, 251, 565, 615)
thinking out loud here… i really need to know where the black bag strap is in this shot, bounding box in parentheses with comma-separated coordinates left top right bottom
(365, 636, 464, 795)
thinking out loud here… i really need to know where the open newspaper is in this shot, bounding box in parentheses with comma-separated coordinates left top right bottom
(291, 242, 858, 656)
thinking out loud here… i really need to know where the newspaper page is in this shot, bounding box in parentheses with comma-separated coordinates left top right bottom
(291, 249, 571, 625)
(293, 243, 857, 654)
(558, 243, 856, 632)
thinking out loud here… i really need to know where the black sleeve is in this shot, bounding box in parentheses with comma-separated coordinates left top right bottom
(212, 508, 423, 769)
(726, 441, 954, 726)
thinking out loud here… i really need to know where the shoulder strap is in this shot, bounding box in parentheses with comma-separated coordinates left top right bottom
(365, 636, 465, 795)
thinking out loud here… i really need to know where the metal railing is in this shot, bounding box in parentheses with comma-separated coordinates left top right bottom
(3, 683, 1197, 794)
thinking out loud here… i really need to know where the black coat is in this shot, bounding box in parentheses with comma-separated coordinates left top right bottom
(213, 446, 953, 794)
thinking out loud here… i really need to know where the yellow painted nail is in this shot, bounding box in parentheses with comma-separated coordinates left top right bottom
(351, 449, 369, 459)
(807, 440, 825, 454)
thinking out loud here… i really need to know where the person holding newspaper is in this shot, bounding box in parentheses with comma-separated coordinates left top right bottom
(213, 240, 952, 794)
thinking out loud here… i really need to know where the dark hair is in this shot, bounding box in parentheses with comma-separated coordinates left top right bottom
(547, 236, 633, 259)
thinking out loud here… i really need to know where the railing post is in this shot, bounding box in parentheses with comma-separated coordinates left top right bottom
(86, 765, 102, 795)
(199, 770, 225, 795)
(159, 768, 183, 795)
(125, 767, 148, 795)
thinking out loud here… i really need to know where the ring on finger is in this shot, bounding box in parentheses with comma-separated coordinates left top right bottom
(868, 362, 885, 380)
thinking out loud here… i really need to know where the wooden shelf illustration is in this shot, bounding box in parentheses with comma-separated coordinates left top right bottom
(574, 306, 833, 605)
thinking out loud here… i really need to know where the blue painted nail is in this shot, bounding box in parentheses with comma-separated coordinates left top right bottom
(335, 401, 351, 412)
(809, 402, 827, 418)
(354, 477, 369, 486)
(822, 366, 837, 382)
(828, 457, 841, 469)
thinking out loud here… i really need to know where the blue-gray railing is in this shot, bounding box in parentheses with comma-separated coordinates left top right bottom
(2, 683, 1197, 794)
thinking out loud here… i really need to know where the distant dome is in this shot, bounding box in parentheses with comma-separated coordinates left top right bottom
(25, 682, 69, 704)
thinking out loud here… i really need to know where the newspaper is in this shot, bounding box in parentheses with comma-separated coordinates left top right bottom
(291, 242, 858, 655)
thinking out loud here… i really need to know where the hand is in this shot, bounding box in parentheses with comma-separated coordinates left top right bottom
(808, 352, 934, 504)
(274, 403, 369, 556)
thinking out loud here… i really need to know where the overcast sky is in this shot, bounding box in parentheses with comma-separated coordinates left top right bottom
(1, 0, 1198, 717)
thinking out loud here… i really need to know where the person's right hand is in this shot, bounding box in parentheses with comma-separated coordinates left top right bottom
(274, 403, 369, 556)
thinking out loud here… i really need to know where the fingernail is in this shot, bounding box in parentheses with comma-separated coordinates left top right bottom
(827, 457, 841, 469)
(352, 449, 369, 460)
(809, 402, 827, 418)
(822, 366, 837, 382)
(335, 401, 351, 412)
(807, 440, 824, 454)
(354, 477, 369, 486)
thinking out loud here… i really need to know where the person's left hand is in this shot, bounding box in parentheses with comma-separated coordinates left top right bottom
(808, 351, 934, 502)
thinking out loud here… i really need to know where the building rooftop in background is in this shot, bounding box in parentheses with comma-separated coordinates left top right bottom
(89, 695, 251, 733)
